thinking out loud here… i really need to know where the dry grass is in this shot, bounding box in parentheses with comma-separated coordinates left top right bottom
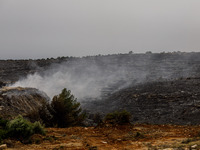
(4, 124, 200, 150)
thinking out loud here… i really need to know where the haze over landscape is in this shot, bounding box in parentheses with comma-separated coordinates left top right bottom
(0, 0, 200, 59)
(2, 2, 200, 149)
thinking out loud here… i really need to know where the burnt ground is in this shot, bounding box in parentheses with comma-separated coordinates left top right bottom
(5, 124, 200, 150)
(84, 77, 200, 125)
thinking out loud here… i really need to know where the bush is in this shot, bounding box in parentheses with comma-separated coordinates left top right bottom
(7, 115, 45, 140)
(51, 88, 86, 127)
(0, 117, 8, 127)
(7, 115, 34, 138)
(0, 117, 9, 142)
(104, 110, 131, 125)
(32, 121, 46, 135)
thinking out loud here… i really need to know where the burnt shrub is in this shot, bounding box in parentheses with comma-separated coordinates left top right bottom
(104, 110, 131, 125)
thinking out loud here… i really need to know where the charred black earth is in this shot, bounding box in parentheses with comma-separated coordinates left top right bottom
(83, 77, 200, 125)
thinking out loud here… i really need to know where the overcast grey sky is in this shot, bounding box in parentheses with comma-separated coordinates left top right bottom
(0, 0, 200, 59)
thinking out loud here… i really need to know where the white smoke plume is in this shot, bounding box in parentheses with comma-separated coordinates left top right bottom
(12, 56, 138, 100)
(11, 53, 199, 101)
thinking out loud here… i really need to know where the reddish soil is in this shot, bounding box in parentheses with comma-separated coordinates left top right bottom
(6, 124, 200, 150)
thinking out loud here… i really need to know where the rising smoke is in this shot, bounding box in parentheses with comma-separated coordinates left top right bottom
(12, 56, 140, 100)
(11, 53, 200, 101)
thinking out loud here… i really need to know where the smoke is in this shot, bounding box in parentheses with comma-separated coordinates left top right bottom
(12, 68, 100, 100)
(12, 56, 139, 100)
(11, 53, 200, 101)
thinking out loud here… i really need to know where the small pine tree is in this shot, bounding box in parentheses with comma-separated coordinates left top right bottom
(51, 88, 85, 127)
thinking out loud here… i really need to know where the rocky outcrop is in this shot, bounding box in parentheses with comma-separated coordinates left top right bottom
(0, 87, 50, 119)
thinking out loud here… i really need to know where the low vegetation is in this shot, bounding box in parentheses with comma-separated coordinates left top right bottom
(104, 110, 131, 125)
(7, 115, 45, 139)
(0, 89, 134, 146)
(0, 115, 45, 143)
(27, 88, 132, 128)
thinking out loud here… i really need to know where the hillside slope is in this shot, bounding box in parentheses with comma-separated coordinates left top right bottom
(0, 52, 200, 124)
(84, 77, 200, 125)
(0, 87, 49, 119)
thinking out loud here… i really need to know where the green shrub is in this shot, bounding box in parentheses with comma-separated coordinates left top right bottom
(104, 110, 131, 125)
(7, 115, 45, 140)
(7, 115, 34, 138)
(32, 121, 45, 135)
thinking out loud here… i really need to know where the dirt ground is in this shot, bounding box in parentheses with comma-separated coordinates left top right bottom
(4, 124, 200, 150)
